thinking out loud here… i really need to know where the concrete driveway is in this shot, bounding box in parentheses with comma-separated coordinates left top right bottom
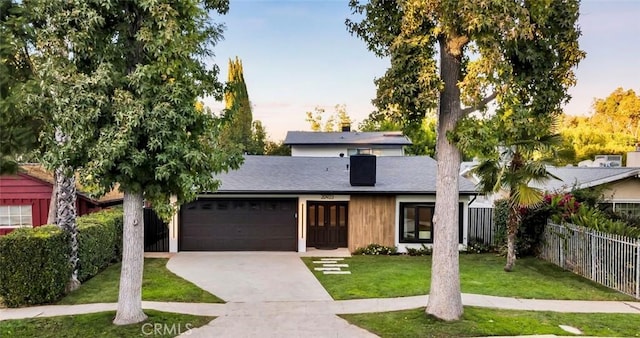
(167, 252, 333, 303)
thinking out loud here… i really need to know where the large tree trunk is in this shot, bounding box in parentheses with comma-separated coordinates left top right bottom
(113, 190, 147, 325)
(55, 166, 80, 292)
(47, 171, 58, 224)
(426, 36, 464, 321)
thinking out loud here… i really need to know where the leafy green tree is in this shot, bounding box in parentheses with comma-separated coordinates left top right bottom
(26, 0, 240, 325)
(264, 140, 292, 156)
(347, 0, 583, 320)
(592, 88, 640, 141)
(360, 110, 437, 156)
(219, 57, 256, 153)
(305, 104, 353, 131)
(0, 0, 40, 174)
(559, 88, 639, 163)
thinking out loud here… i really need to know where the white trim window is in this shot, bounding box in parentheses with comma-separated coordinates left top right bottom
(0, 205, 33, 228)
(614, 202, 640, 218)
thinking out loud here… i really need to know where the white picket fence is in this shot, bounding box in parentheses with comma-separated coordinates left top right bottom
(540, 222, 640, 299)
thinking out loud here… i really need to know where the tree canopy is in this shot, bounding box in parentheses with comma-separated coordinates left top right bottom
(347, 0, 583, 320)
(305, 104, 353, 132)
(17, 0, 240, 325)
(559, 87, 639, 163)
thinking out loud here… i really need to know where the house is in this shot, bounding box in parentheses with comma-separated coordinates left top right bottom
(0, 164, 123, 235)
(283, 131, 412, 157)
(535, 166, 640, 217)
(166, 155, 477, 253)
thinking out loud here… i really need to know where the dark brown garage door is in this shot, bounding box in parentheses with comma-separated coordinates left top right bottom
(180, 198, 298, 251)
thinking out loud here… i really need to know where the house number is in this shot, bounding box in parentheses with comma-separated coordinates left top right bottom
(321, 195, 334, 199)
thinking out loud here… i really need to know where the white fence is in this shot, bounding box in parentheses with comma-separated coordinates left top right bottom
(540, 222, 640, 299)
(468, 207, 496, 245)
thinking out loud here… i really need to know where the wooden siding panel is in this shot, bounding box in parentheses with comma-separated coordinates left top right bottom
(348, 195, 395, 252)
(0, 175, 53, 200)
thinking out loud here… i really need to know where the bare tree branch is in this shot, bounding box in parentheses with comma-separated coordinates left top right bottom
(461, 91, 498, 116)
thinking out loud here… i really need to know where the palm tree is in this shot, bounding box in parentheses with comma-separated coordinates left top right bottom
(470, 108, 564, 271)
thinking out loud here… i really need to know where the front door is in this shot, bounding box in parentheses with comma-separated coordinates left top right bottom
(307, 202, 348, 249)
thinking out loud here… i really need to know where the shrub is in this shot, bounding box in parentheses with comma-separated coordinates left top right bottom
(405, 244, 432, 256)
(493, 199, 549, 257)
(0, 226, 72, 307)
(76, 208, 124, 282)
(353, 243, 398, 255)
(465, 237, 494, 254)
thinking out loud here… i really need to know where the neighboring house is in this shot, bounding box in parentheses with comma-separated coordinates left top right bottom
(283, 131, 412, 157)
(0, 164, 123, 235)
(166, 155, 477, 253)
(534, 166, 640, 218)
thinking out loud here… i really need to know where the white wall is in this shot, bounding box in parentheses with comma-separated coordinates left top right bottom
(296, 194, 350, 252)
(291, 145, 405, 157)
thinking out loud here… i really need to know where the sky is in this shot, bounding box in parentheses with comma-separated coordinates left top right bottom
(202, 0, 640, 141)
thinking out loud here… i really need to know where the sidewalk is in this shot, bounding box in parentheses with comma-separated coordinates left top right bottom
(2, 293, 639, 321)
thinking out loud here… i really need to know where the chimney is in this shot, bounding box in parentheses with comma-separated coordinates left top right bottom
(350, 154, 376, 186)
(341, 123, 351, 132)
(627, 143, 640, 167)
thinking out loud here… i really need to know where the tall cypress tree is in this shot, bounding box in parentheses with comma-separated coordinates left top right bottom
(220, 57, 255, 153)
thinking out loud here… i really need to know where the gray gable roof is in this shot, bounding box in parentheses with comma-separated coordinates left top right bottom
(211, 155, 476, 194)
(283, 131, 412, 146)
(533, 166, 640, 192)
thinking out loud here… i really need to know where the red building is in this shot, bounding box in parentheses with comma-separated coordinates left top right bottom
(0, 164, 123, 235)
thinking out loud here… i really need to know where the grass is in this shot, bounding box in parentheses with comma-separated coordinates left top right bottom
(0, 310, 214, 337)
(58, 258, 223, 304)
(302, 254, 633, 300)
(341, 307, 640, 338)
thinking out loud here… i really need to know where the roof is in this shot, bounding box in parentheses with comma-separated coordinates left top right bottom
(210, 156, 477, 194)
(283, 131, 413, 146)
(531, 166, 640, 192)
(18, 164, 123, 204)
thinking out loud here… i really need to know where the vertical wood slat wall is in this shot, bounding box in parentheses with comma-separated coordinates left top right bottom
(348, 195, 395, 252)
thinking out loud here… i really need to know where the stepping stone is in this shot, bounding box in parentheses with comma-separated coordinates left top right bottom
(322, 264, 348, 267)
(321, 258, 344, 261)
(323, 271, 351, 274)
(314, 267, 340, 271)
(559, 325, 582, 335)
(313, 260, 337, 264)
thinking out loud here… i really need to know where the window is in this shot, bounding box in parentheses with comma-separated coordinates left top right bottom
(0, 205, 33, 228)
(347, 148, 372, 156)
(399, 202, 464, 244)
(614, 202, 640, 218)
(400, 203, 434, 243)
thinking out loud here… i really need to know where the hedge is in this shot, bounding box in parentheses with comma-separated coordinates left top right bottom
(0, 208, 123, 307)
(77, 208, 123, 282)
(0, 226, 71, 307)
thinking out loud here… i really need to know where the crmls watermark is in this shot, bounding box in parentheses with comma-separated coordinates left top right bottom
(141, 322, 194, 336)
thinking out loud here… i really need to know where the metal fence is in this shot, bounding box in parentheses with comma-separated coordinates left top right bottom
(468, 207, 496, 245)
(540, 222, 640, 299)
(143, 208, 169, 252)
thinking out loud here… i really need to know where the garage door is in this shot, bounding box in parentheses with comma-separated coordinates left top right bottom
(180, 198, 298, 251)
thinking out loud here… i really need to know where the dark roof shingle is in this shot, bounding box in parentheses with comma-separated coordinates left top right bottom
(211, 156, 476, 194)
(283, 131, 412, 146)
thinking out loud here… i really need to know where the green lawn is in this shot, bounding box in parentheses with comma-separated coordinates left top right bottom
(341, 307, 640, 338)
(58, 258, 223, 304)
(302, 254, 633, 300)
(0, 310, 214, 337)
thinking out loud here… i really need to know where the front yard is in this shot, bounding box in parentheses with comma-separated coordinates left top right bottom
(0, 310, 214, 338)
(58, 258, 223, 305)
(342, 307, 640, 337)
(302, 254, 634, 301)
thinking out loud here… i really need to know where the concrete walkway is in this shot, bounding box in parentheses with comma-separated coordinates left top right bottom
(166, 252, 332, 302)
(1, 251, 639, 337)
